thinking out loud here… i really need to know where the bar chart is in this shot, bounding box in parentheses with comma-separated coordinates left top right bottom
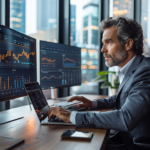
(12, 69, 36, 95)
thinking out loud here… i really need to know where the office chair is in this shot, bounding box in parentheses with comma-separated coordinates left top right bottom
(133, 136, 150, 150)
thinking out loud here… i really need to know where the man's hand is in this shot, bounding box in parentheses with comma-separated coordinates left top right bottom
(67, 96, 92, 108)
(48, 107, 71, 123)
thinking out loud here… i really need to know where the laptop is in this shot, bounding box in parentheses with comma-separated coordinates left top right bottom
(24, 82, 84, 125)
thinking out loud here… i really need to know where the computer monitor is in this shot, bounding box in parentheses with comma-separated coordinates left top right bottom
(0, 25, 37, 102)
(39, 40, 81, 90)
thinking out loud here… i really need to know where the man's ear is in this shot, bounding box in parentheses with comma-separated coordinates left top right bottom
(124, 38, 134, 51)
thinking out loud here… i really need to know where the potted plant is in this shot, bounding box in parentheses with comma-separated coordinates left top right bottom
(92, 71, 120, 95)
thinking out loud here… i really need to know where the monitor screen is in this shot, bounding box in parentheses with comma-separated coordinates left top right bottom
(0, 25, 36, 101)
(40, 41, 81, 89)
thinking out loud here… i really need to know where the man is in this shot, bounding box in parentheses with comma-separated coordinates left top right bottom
(48, 16, 150, 150)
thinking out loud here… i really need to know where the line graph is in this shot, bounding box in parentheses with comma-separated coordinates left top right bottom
(41, 75, 61, 80)
(63, 54, 81, 68)
(40, 51, 62, 68)
(63, 57, 76, 67)
(12, 47, 36, 68)
(41, 57, 55, 63)
(0, 50, 11, 61)
(40, 72, 62, 88)
(13, 49, 35, 61)
(0, 50, 12, 68)
(64, 58, 76, 63)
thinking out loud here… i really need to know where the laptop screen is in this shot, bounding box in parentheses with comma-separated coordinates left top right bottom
(24, 82, 50, 121)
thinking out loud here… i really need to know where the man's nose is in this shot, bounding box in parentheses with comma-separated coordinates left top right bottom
(101, 45, 107, 53)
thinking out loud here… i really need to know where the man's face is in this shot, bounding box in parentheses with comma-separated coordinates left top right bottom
(101, 26, 127, 67)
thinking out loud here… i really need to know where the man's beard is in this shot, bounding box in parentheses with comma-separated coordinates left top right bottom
(104, 47, 127, 67)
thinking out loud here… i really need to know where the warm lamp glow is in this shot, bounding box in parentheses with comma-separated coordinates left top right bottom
(84, 81, 88, 84)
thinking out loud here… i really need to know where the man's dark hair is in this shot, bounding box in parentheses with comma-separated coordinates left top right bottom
(100, 16, 144, 55)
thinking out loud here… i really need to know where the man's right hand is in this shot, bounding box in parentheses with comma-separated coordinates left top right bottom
(67, 96, 92, 108)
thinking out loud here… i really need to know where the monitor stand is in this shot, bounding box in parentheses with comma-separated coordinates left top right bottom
(50, 88, 71, 101)
(51, 88, 57, 100)
(27, 96, 32, 110)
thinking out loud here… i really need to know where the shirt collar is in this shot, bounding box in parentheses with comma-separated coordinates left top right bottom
(118, 56, 136, 76)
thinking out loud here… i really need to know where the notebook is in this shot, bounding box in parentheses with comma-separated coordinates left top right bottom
(24, 82, 84, 125)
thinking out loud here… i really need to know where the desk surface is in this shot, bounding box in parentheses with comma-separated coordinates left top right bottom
(0, 94, 109, 150)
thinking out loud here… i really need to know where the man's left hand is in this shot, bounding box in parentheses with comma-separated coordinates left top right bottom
(48, 107, 71, 123)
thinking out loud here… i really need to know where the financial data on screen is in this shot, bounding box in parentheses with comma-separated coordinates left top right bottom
(0, 25, 36, 101)
(40, 41, 81, 89)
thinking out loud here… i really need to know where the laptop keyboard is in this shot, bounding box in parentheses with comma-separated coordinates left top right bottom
(52, 100, 81, 107)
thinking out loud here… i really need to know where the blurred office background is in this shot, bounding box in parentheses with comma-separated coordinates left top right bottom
(0, 0, 150, 109)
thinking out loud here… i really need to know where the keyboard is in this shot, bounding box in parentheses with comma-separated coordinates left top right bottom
(51, 100, 87, 111)
(67, 105, 86, 111)
(52, 100, 81, 108)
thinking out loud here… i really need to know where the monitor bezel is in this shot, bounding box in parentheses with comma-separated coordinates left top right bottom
(39, 40, 81, 89)
(0, 25, 37, 102)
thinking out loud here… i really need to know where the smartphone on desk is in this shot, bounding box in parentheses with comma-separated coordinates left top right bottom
(61, 130, 93, 140)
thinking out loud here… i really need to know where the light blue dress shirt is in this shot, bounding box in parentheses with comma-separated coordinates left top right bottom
(70, 56, 136, 124)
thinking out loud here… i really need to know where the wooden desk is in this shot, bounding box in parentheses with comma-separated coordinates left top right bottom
(0, 95, 109, 150)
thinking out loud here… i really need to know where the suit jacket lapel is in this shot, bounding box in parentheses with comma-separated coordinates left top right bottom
(117, 55, 143, 96)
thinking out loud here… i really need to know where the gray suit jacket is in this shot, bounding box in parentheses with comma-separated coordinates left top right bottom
(76, 55, 150, 150)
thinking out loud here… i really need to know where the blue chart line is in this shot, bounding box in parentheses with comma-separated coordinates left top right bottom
(13, 60, 35, 65)
(64, 63, 76, 66)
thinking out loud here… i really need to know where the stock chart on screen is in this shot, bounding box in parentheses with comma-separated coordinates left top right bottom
(40, 41, 81, 89)
(0, 25, 36, 101)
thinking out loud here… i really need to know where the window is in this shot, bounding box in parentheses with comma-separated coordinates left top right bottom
(110, 0, 134, 18)
(10, 0, 58, 42)
(83, 16, 88, 27)
(70, 0, 99, 95)
(92, 30, 98, 45)
(109, 0, 134, 95)
(83, 30, 88, 44)
(141, 0, 150, 57)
